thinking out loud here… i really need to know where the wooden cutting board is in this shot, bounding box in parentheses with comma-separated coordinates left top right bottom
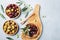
(21, 4, 42, 40)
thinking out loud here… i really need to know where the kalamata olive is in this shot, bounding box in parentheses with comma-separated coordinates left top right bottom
(14, 6, 17, 9)
(8, 13, 13, 18)
(13, 4, 16, 6)
(29, 30, 36, 37)
(14, 13, 18, 16)
(29, 29, 37, 37)
(9, 4, 13, 8)
(30, 26, 37, 31)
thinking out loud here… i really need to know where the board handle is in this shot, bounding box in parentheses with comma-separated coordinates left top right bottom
(33, 4, 40, 15)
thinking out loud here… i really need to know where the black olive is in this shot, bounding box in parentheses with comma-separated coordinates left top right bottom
(29, 31, 34, 37)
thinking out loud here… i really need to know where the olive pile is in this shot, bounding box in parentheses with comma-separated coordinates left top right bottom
(3, 20, 18, 35)
(26, 24, 38, 37)
(5, 4, 20, 18)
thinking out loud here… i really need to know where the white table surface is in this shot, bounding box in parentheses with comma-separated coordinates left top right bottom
(0, 0, 60, 40)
